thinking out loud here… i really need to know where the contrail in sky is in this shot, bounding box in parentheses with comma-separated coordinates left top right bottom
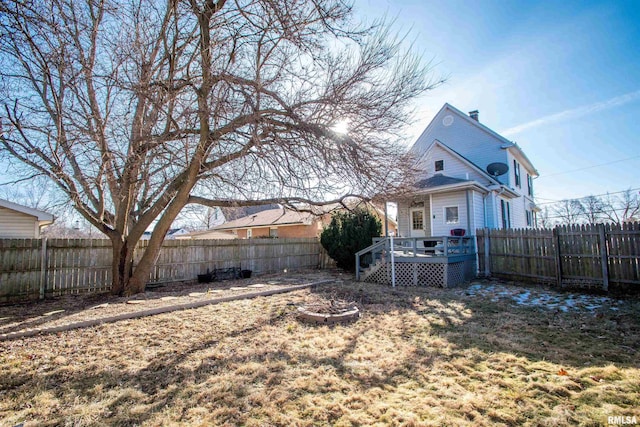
(501, 89, 640, 137)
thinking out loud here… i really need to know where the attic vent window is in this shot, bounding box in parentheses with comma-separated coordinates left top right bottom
(435, 160, 444, 172)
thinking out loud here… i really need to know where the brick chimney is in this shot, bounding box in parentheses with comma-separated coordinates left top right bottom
(469, 110, 479, 121)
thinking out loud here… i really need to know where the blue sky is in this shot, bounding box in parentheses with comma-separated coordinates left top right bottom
(355, 0, 640, 204)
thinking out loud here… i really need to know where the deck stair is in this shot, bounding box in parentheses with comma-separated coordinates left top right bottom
(355, 236, 478, 287)
(358, 256, 387, 282)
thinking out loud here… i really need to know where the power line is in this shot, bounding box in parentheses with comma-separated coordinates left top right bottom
(542, 205, 640, 220)
(536, 155, 640, 179)
(535, 186, 640, 206)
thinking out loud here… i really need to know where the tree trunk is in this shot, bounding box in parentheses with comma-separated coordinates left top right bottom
(126, 240, 160, 296)
(110, 238, 138, 296)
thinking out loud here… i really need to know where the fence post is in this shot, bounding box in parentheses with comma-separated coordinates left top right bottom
(39, 237, 47, 300)
(483, 228, 490, 277)
(598, 223, 609, 292)
(553, 226, 563, 288)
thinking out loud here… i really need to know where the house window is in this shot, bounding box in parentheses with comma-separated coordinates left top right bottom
(246, 229, 252, 238)
(435, 160, 444, 172)
(527, 174, 533, 197)
(526, 210, 532, 227)
(411, 210, 424, 231)
(269, 228, 278, 238)
(501, 200, 511, 229)
(445, 206, 459, 224)
(514, 160, 521, 188)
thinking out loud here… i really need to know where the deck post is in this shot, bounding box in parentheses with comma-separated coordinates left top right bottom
(384, 202, 389, 238)
(390, 235, 396, 288)
(355, 252, 360, 281)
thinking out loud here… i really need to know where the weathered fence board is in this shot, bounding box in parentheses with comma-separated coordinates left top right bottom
(477, 222, 640, 292)
(0, 238, 327, 303)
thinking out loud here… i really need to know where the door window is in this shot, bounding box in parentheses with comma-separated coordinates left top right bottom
(412, 210, 424, 231)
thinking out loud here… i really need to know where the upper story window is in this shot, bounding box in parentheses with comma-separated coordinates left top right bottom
(514, 160, 521, 188)
(435, 160, 444, 172)
(527, 174, 533, 197)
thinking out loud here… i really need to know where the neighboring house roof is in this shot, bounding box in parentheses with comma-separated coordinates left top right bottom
(167, 228, 188, 236)
(220, 204, 280, 222)
(414, 103, 539, 176)
(213, 208, 315, 230)
(174, 229, 238, 240)
(0, 198, 55, 225)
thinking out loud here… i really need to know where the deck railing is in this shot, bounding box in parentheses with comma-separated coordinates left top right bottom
(355, 236, 476, 280)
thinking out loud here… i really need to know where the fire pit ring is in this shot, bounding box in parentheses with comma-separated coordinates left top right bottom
(297, 301, 360, 324)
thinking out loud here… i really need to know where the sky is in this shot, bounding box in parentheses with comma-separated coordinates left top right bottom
(354, 0, 640, 205)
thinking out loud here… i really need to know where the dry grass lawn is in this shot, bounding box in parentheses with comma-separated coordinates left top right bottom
(1, 275, 639, 426)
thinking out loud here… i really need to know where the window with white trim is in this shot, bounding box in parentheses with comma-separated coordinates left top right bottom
(514, 160, 521, 188)
(445, 206, 459, 224)
(527, 174, 533, 197)
(269, 228, 278, 238)
(435, 160, 444, 172)
(501, 200, 511, 229)
(246, 228, 252, 238)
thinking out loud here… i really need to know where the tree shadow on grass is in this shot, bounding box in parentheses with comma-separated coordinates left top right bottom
(3, 280, 639, 426)
(309, 281, 640, 368)
(2, 290, 440, 426)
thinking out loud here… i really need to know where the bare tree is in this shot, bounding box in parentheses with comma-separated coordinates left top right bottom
(537, 206, 554, 228)
(0, 0, 439, 295)
(601, 190, 640, 225)
(175, 205, 224, 231)
(580, 195, 605, 224)
(552, 199, 584, 225)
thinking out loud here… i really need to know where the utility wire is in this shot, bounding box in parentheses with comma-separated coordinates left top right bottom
(535, 186, 640, 205)
(536, 155, 640, 179)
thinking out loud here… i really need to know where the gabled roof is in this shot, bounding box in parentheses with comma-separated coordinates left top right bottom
(408, 173, 491, 196)
(213, 208, 315, 230)
(415, 174, 471, 189)
(0, 198, 54, 223)
(414, 103, 539, 176)
(420, 139, 500, 185)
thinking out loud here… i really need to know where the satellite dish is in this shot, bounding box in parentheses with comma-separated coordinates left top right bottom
(486, 162, 508, 177)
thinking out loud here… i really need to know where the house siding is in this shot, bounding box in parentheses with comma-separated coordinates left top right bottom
(412, 107, 510, 184)
(0, 207, 39, 238)
(472, 191, 485, 231)
(416, 144, 490, 184)
(431, 192, 468, 236)
(397, 202, 410, 237)
(278, 224, 318, 238)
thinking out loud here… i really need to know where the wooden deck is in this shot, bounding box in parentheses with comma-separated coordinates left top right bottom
(356, 237, 477, 287)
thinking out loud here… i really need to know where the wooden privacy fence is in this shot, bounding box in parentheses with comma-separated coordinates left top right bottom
(0, 238, 329, 303)
(477, 222, 640, 292)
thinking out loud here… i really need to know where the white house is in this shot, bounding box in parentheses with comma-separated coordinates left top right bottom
(395, 103, 539, 239)
(0, 198, 55, 238)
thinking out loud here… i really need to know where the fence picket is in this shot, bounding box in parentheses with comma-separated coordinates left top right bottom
(475, 222, 639, 292)
(0, 237, 325, 303)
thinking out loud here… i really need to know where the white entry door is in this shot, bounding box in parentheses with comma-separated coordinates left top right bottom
(409, 207, 426, 238)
